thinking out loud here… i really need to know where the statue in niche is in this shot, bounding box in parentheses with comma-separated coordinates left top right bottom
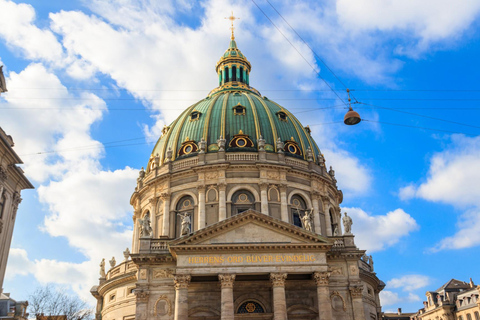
(276, 137, 284, 153)
(342, 212, 353, 234)
(301, 209, 314, 232)
(139, 212, 153, 238)
(199, 137, 206, 153)
(179, 212, 191, 236)
(99, 258, 106, 278)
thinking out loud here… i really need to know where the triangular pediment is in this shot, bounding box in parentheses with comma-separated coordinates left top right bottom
(170, 209, 330, 247)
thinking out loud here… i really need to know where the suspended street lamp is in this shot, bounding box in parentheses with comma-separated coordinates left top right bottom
(344, 88, 361, 125)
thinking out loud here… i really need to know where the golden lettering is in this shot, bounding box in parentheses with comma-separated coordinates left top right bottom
(186, 254, 317, 264)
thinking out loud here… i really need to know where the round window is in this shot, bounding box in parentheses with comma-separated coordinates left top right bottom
(183, 199, 191, 208)
(184, 145, 192, 153)
(237, 138, 246, 147)
(288, 145, 296, 153)
(239, 194, 248, 201)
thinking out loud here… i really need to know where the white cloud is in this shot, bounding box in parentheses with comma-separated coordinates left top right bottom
(387, 275, 430, 292)
(4, 248, 35, 279)
(0, 0, 64, 62)
(399, 135, 480, 250)
(336, 0, 480, 43)
(343, 207, 419, 252)
(380, 290, 421, 307)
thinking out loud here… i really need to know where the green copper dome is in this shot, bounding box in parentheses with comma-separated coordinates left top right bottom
(149, 38, 322, 167)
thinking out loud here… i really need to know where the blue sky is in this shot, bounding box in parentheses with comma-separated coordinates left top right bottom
(1, 0, 480, 313)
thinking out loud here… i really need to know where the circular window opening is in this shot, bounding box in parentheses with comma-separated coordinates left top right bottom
(288, 145, 296, 153)
(184, 145, 192, 153)
(237, 138, 246, 147)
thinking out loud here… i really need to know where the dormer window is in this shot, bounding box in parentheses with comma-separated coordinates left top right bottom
(276, 111, 288, 122)
(233, 104, 246, 115)
(190, 111, 201, 121)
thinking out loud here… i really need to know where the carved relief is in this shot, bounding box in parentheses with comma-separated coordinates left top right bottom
(154, 295, 172, 316)
(331, 266, 343, 276)
(270, 273, 287, 287)
(153, 269, 174, 279)
(139, 269, 147, 280)
(134, 289, 149, 303)
(349, 264, 358, 275)
(330, 291, 347, 311)
(218, 274, 236, 288)
(205, 171, 218, 180)
(267, 171, 279, 180)
(349, 285, 364, 299)
(0, 166, 7, 181)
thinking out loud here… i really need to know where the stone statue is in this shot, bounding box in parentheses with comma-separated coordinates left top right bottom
(109, 257, 116, 269)
(276, 137, 284, 153)
(139, 212, 153, 238)
(99, 258, 106, 278)
(368, 255, 374, 271)
(362, 253, 369, 264)
(154, 153, 160, 167)
(138, 167, 145, 179)
(301, 209, 313, 232)
(306, 147, 314, 162)
(217, 135, 226, 151)
(257, 135, 265, 151)
(179, 212, 191, 236)
(342, 212, 353, 234)
(166, 147, 173, 162)
(123, 248, 130, 261)
(329, 166, 337, 184)
(317, 153, 325, 167)
(199, 137, 206, 153)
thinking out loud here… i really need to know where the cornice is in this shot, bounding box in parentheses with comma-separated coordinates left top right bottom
(98, 273, 137, 296)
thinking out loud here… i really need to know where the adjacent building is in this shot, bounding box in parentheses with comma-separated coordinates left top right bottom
(91, 32, 385, 320)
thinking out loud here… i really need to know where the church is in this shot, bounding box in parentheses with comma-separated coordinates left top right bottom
(91, 25, 385, 320)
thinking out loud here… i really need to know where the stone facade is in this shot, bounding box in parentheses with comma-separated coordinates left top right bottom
(0, 127, 33, 294)
(410, 279, 479, 320)
(91, 34, 385, 320)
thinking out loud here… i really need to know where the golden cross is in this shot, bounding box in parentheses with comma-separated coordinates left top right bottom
(225, 11, 240, 40)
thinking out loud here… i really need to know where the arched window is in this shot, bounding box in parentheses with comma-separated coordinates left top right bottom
(175, 196, 194, 237)
(231, 190, 255, 216)
(474, 311, 479, 320)
(459, 316, 464, 320)
(467, 314, 472, 320)
(225, 67, 230, 82)
(329, 208, 337, 235)
(0, 192, 6, 220)
(237, 301, 265, 313)
(232, 66, 237, 81)
(240, 67, 244, 82)
(290, 195, 307, 228)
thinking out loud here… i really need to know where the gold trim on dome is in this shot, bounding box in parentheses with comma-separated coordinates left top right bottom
(159, 105, 191, 165)
(171, 101, 202, 162)
(242, 92, 261, 141)
(251, 94, 278, 152)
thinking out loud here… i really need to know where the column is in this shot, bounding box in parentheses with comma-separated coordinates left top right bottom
(174, 275, 191, 320)
(322, 197, 332, 236)
(270, 273, 288, 320)
(350, 284, 365, 320)
(311, 193, 322, 234)
(218, 183, 227, 221)
(260, 183, 269, 215)
(280, 185, 288, 223)
(161, 193, 170, 237)
(314, 272, 333, 320)
(149, 198, 157, 237)
(219, 274, 236, 320)
(197, 186, 206, 230)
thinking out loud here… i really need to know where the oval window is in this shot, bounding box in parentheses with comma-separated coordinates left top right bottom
(184, 145, 192, 153)
(237, 139, 246, 147)
(288, 145, 296, 153)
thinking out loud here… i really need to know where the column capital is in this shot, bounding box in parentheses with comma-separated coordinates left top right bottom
(311, 191, 322, 200)
(259, 182, 269, 190)
(279, 184, 288, 193)
(148, 197, 158, 205)
(174, 275, 191, 290)
(159, 192, 170, 201)
(0, 166, 8, 181)
(349, 285, 364, 299)
(313, 271, 330, 286)
(218, 274, 236, 288)
(217, 182, 227, 191)
(197, 185, 206, 192)
(270, 273, 288, 287)
(134, 289, 149, 303)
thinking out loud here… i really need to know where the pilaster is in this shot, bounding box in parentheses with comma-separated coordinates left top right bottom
(174, 275, 191, 320)
(314, 271, 333, 320)
(270, 273, 288, 320)
(219, 274, 236, 320)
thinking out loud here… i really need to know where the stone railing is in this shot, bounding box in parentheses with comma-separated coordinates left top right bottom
(226, 153, 258, 161)
(331, 237, 345, 250)
(150, 239, 170, 253)
(285, 158, 309, 169)
(172, 158, 198, 171)
(106, 260, 137, 280)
